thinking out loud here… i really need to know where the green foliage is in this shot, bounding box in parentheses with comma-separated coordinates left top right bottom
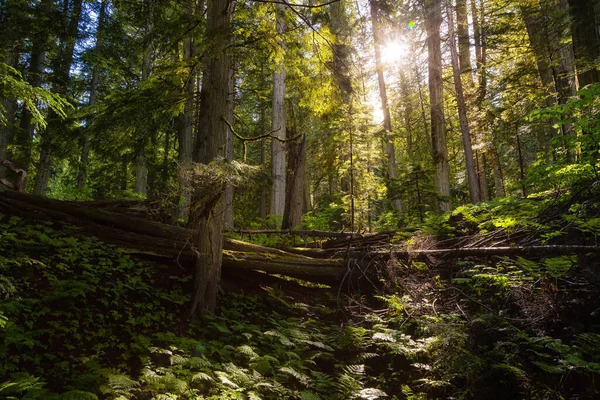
(0, 62, 70, 128)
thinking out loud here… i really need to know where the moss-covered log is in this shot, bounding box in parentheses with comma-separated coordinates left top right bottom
(0, 190, 347, 281)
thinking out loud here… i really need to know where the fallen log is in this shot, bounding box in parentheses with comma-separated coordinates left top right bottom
(1, 190, 597, 284)
(0, 190, 347, 281)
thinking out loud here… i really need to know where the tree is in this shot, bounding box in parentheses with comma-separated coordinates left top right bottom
(425, 0, 451, 211)
(568, 0, 600, 87)
(369, 0, 403, 213)
(447, 2, 480, 204)
(271, 3, 287, 221)
(77, 0, 108, 190)
(187, 0, 233, 316)
(33, 0, 84, 196)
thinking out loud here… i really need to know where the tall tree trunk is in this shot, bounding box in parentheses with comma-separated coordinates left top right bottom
(259, 98, 268, 219)
(330, 0, 353, 103)
(426, 0, 452, 211)
(455, 0, 473, 86)
(33, 0, 83, 196)
(568, 0, 600, 87)
(223, 54, 235, 228)
(121, 154, 128, 191)
(330, 0, 354, 199)
(187, 0, 232, 317)
(490, 146, 505, 197)
(173, 0, 200, 222)
(282, 132, 306, 229)
(18, 0, 53, 176)
(448, 4, 480, 204)
(521, 0, 578, 160)
(135, 0, 155, 197)
(76, 0, 107, 189)
(370, 0, 402, 213)
(270, 3, 287, 221)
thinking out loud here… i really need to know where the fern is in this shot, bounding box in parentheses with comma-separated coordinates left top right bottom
(279, 366, 311, 386)
(60, 391, 100, 400)
(191, 372, 214, 383)
(214, 371, 239, 388)
(237, 344, 259, 360)
(99, 370, 139, 396)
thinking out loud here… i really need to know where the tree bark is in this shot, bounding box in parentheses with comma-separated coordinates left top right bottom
(448, 5, 480, 204)
(223, 53, 235, 228)
(477, 151, 489, 200)
(521, 0, 579, 159)
(426, 0, 451, 211)
(490, 146, 505, 197)
(134, 0, 155, 197)
(187, 0, 232, 316)
(370, 0, 402, 213)
(270, 3, 287, 221)
(455, 0, 474, 86)
(77, 0, 107, 190)
(282, 133, 306, 229)
(33, 0, 83, 196)
(568, 0, 600, 87)
(17, 0, 52, 176)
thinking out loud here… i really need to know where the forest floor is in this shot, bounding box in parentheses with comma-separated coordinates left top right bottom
(2, 182, 600, 399)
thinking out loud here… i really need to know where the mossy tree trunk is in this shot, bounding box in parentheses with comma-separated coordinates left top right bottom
(425, 0, 451, 211)
(187, 0, 232, 317)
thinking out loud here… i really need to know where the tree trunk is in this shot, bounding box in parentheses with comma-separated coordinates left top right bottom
(134, 0, 155, 197)
(448, 5, 480, 204)
(370, 0, 402, 213)
(173, 34, 196, 222)
(187, 0, 232, 316)
(135, 152, 148, 196)
(33, 0, 83, 196)
(455, 0, 474, 86)
(223, 53, 235, 228)
(477, 151, 489, 200)
(330, 0, 354, 201)
(282, 133, 306, 229)
(330, 0, 353, 102)
(17, 0, 52, 177)
(77, 0, 107, 190)
(568, 0, 600, 87)
(271, 3, 287, 221)
(259, 110, 268, 219)
(426, 0, 452, 211)
(490, 147, 505, 197)
(521, 0, 578, 159)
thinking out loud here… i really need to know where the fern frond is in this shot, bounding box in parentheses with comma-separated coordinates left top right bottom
(237, 344, 259, 360)
(247, 390, 263, 400)
(191, 372, 214, 383)
(298, 339, 334, 351)
(358, 388, 387, 399)
(99, 370, 139, 395)
(215, 371, 239, 388)
(264, 330, 294, 347)
(279, 366, 311, 387)
(60, 390, 99, 400)
(344, 364, 365, 376)
(188, 356, 212, 369)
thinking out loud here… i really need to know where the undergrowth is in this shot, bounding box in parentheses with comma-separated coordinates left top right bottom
(2, 182, 600, 399)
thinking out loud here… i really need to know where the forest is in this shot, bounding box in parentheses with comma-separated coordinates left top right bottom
(1, 0, 600, 398)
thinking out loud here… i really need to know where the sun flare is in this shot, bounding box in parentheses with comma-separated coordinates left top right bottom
(380, 39, 409, 64)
